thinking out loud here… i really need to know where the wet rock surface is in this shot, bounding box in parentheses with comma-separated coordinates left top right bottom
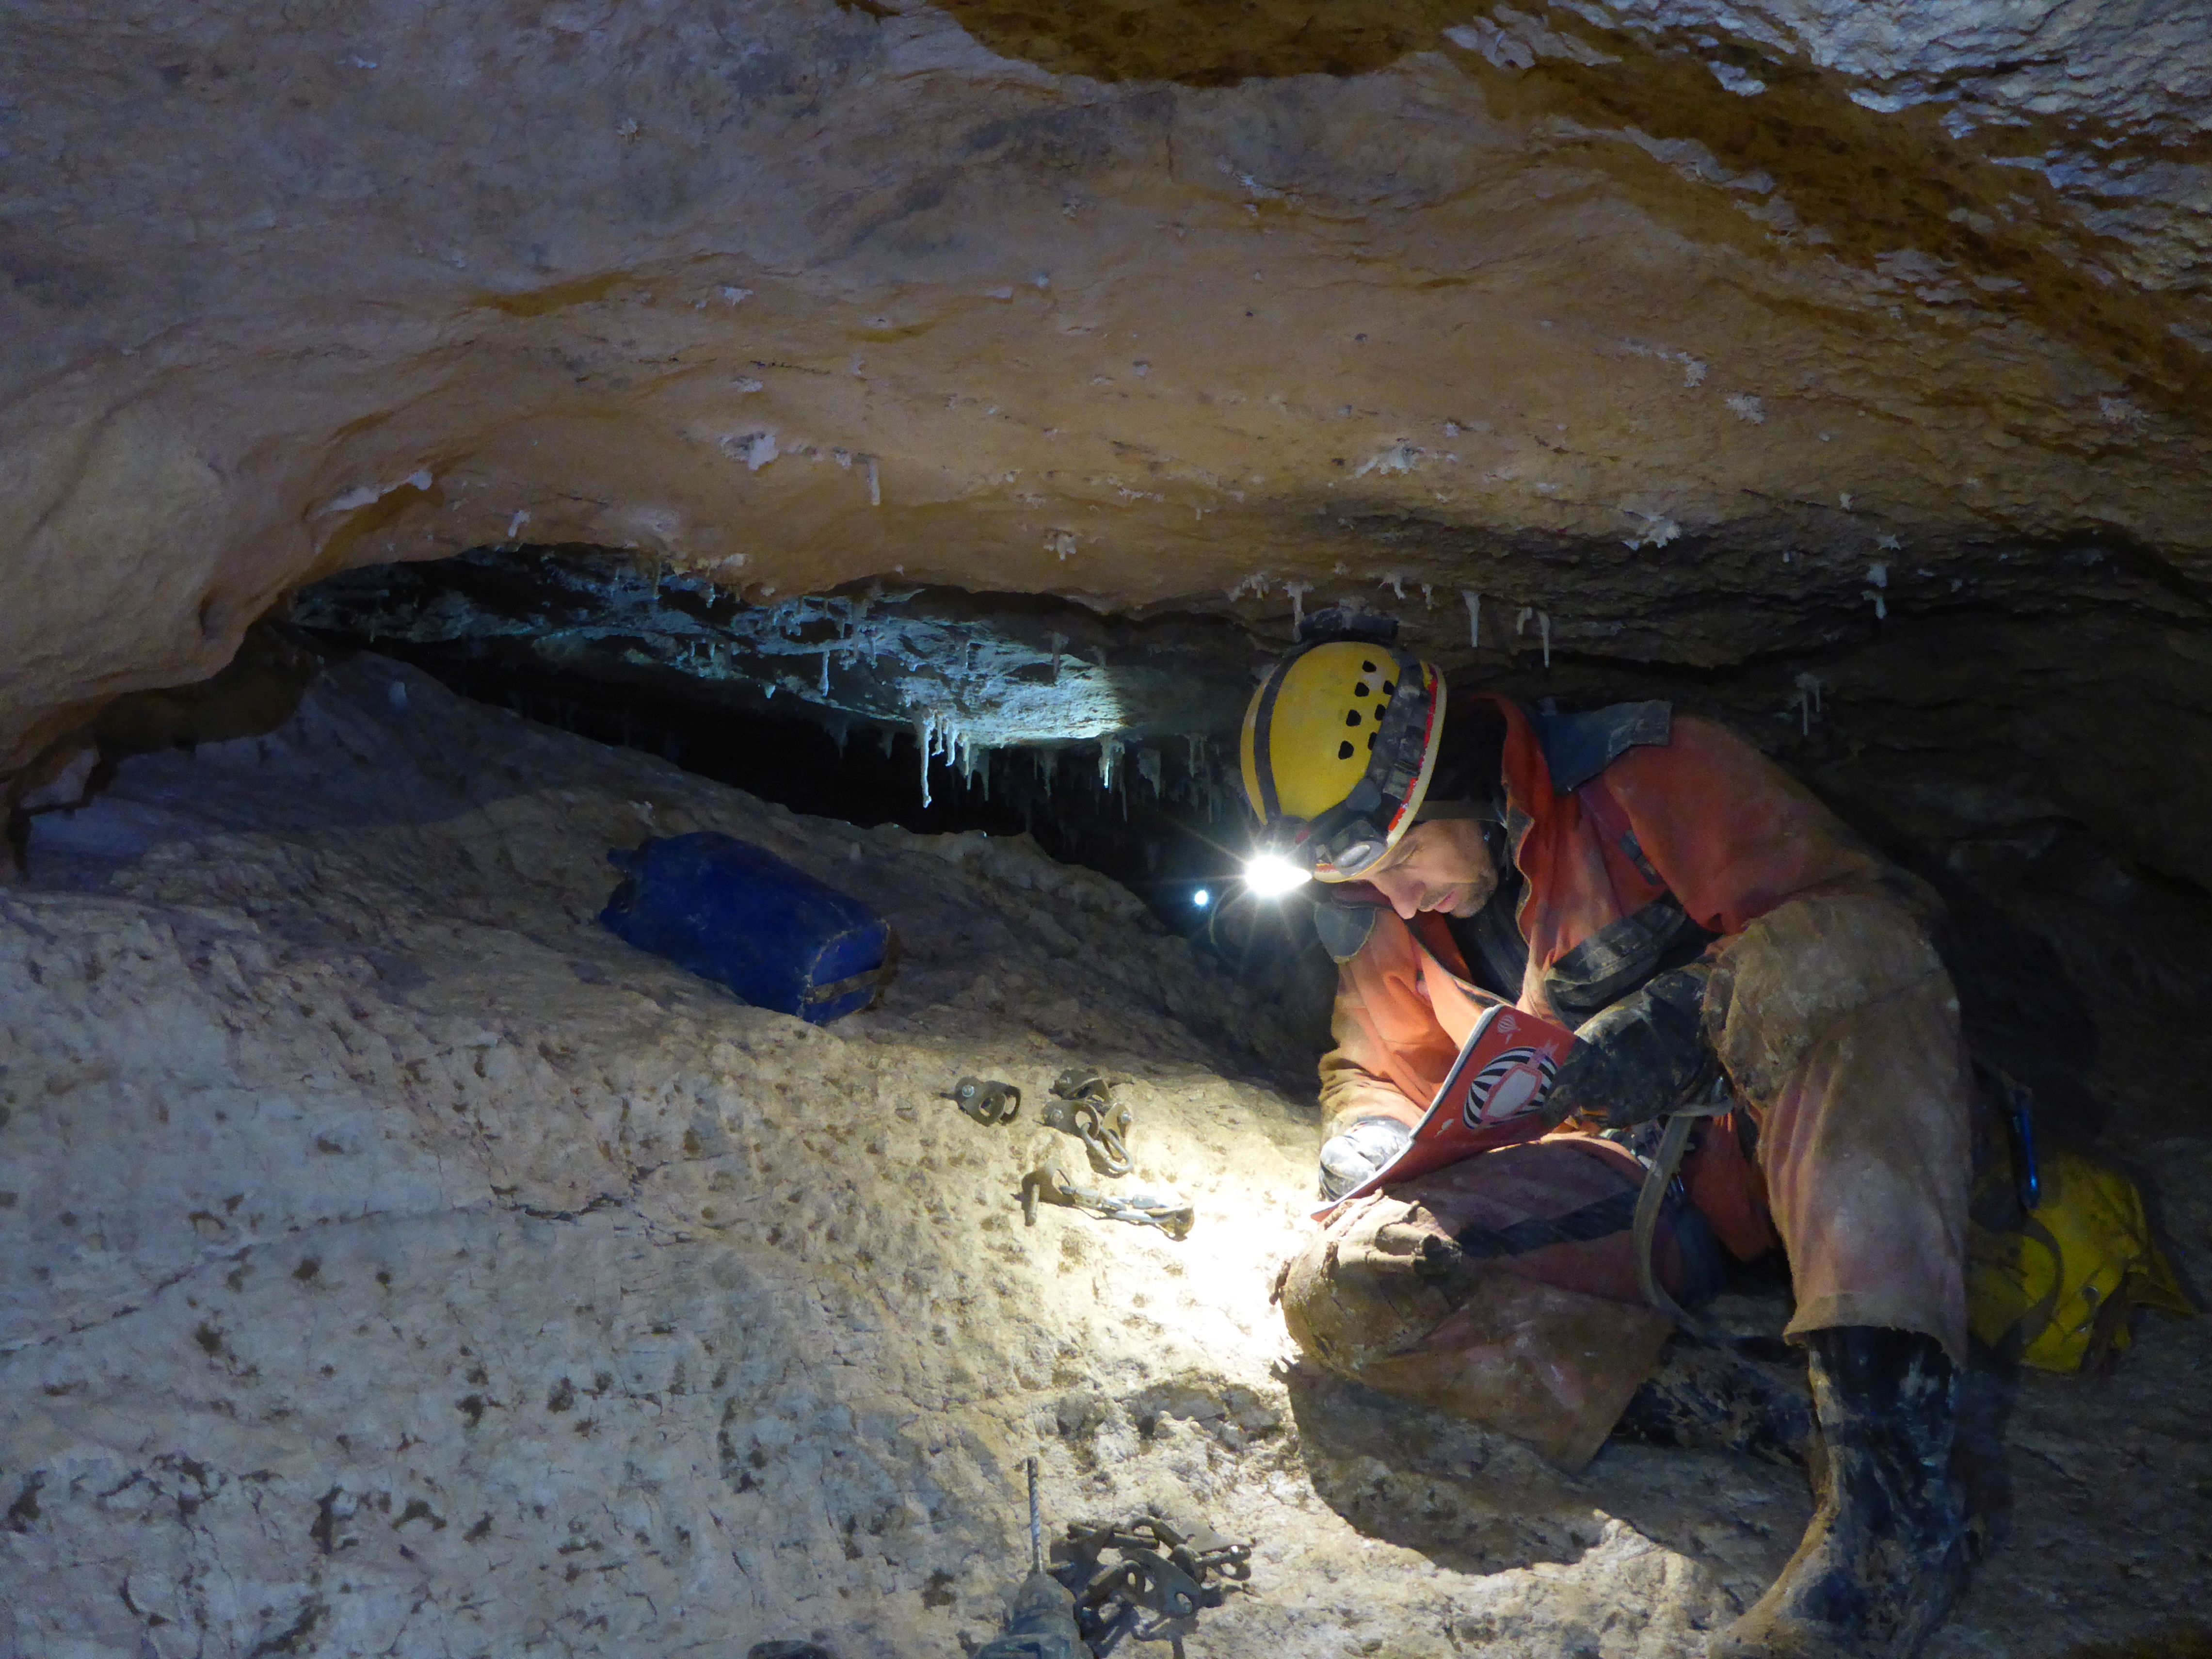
(3, 658, 2206, 1657)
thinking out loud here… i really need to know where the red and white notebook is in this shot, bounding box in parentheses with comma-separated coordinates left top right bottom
(1317, 1002, 1579, 1217)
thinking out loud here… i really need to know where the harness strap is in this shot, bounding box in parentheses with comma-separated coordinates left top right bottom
(1633, 1093, 1734, 1335)
(1571, 765, 1708, 1327)
(1574, 774, 1664, 890)
(1451, 1186, 1640, 1258)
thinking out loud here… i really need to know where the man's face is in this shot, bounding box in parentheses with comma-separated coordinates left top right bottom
(1352, 819, 1499, 920)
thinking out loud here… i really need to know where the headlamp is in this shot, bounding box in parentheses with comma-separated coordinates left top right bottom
(1297, 779, 1397, 879)
(1243, 779, 1394, 895)
(1241, 851, 1312, 897)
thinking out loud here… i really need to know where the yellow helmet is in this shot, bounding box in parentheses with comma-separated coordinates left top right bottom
(1239, 636, 1446, 882)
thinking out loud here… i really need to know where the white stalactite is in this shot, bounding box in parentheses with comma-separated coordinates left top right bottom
(1792, 671, 1825, 735)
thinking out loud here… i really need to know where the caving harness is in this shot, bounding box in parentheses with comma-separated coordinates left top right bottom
(1553, 731, 1734, 1336)
(1629, 1082, 1735, 1337)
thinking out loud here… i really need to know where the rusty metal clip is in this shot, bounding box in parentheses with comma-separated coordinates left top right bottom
(947, 1076, 1022, 1127)
(1046, 1068, 1133, 1176)
(1052, 1515, 1253, 1655)
(1018, 1164, 1191, 1240)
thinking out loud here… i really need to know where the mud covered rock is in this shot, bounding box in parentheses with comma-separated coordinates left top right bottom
(2, 657, 2207, 1657)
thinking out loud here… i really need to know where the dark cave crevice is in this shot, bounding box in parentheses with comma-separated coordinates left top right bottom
(36, 541, 2212, 1152)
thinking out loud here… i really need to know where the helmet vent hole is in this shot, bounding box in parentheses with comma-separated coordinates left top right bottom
(1367, 732, 1378, 750)
(1382, 680, 1396, 695)
(1362, 660, 1378, 673)
(1354, 681, 1371, 697)
(1345, 710, 1362, 727)
(1337, 740, 1355, 759)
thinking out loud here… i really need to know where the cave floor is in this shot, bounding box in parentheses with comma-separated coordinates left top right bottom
(2, 655, 2205, 1659)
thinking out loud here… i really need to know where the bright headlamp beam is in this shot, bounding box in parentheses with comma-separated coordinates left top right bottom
(1242, 854, 1312, 897)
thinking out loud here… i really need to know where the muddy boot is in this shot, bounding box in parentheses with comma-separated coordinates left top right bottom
(1711, 1327, 1968, 1659)
(1613, 1335, 1814, 1468)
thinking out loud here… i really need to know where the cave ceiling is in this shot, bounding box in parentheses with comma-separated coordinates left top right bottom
(3, 0, 2211, 778)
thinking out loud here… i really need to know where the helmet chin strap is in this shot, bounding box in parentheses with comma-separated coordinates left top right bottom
(1408, 806, 1509, 882)
(1411, 798, 1497, 822)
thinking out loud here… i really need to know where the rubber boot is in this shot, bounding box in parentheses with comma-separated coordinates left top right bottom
(1613, 1335, 1814, 1468)
(1710, 1327, 1968, 1659)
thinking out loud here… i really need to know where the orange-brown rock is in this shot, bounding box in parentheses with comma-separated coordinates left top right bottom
(4, 0, 2209, 777)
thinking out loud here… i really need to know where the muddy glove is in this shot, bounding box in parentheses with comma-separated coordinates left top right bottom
(1318, 1116, 1415, 1200)
(1542, 965, 1717, 1130)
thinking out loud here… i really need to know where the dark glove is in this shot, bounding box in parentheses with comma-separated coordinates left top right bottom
(1542, 965, 1717, 1130)
(1318, 1115, 1414, 1200)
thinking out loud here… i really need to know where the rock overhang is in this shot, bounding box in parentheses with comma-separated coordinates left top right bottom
(3, 0, 2210, 793)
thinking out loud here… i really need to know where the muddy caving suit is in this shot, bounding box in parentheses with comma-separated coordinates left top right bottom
(1275, 695, 1972, 1469)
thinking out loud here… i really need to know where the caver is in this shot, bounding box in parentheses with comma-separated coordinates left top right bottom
(1244, 611, 1972, 1659)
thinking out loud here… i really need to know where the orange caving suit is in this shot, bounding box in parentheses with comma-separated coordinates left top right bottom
(1277, 695, 1972, 1468)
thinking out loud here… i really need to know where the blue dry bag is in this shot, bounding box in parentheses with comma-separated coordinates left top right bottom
(598, 833, 891, 1024)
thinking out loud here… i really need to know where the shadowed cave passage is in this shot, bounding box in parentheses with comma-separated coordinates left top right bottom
(289, 547, 1266, 906)
(276, 537, 2212, 1141)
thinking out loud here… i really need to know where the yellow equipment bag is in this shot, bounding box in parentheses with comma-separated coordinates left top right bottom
(1968, 1148, 2194, 1372)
